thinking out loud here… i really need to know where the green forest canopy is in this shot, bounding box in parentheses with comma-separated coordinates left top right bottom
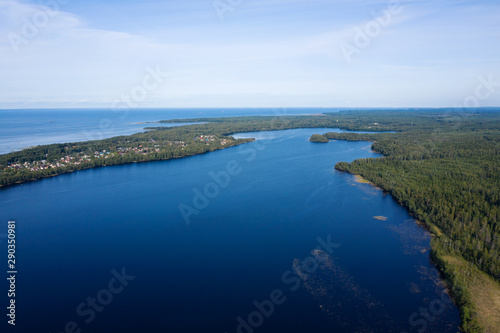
(1, 108, 499, 332)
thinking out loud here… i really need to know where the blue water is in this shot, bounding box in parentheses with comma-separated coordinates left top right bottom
(0, 108, 333, 155)
(0, 125, 460, 332)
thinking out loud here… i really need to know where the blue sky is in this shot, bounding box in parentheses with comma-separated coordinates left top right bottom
(0, 0, 499, 108)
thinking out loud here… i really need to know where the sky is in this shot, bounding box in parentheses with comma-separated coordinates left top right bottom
(0, 0, 499, 108)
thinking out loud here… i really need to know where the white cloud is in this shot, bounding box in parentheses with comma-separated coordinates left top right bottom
(0, 0, 499, 108)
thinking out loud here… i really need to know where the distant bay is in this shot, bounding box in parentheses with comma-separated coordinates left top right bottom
(0, 108, 340, 154)
(0, 126, 460, 332)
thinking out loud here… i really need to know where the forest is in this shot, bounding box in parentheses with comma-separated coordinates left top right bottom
(0, 111, 401, 187)
(323, 110, 500, 333)
(0, 125, 256, 187)
(1, 109, 499, 331)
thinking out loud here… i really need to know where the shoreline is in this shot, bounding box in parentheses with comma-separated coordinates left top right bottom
(336, 152, 499, 333)
(0, 117, 374, 188)
(0, 140, 252, 189)
(352, 174, 381, 189)
(2, 111, 499, 332)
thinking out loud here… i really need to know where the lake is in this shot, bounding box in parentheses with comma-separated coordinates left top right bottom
(0, 127, 460, 332)
(0, 108, 337, 154)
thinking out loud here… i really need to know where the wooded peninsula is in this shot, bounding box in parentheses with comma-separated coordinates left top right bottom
(1, 109, 499, 332)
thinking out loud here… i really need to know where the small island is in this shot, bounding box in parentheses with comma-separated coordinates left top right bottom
(1, 110, 499, 332)
(309, 134, 329, 143)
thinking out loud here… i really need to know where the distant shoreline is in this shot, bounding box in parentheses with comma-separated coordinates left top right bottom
(2, 110, 499, 333)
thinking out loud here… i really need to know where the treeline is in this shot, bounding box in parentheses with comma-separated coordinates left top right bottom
(0, 141, 248, 186)
(2, 109, 500, 330)
(328, 110, 500, 333)
(324, 132, 384, 141)
(1, 111, 405, 187)
(160, 108, 500, 133)
(431, 241, 483, 332)
(334, 130, 500, 280)
(309, 134, 329, 143)
(0, 124, 254, 187)
(3, 109, 499, 189)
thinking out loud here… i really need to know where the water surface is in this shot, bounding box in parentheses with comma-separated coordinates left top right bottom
(0, 128, 460, 333)
(0, 108, 334, 154)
